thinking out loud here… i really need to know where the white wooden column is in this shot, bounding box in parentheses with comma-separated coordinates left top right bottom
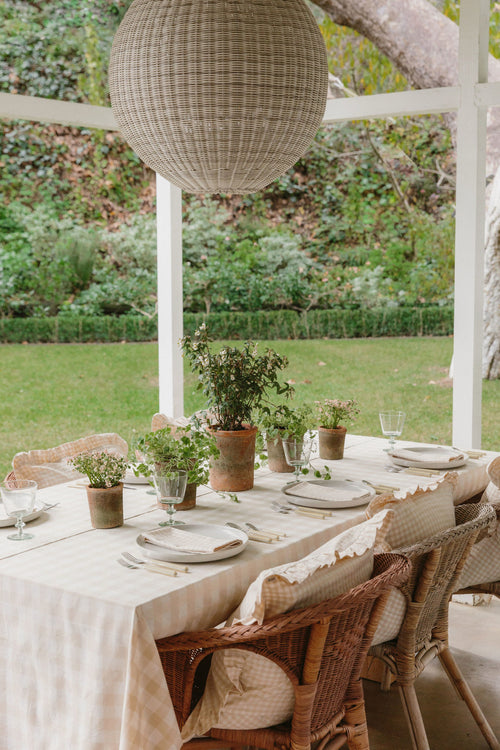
(156, 174, 184, 417)
(452, 0, 489, 448)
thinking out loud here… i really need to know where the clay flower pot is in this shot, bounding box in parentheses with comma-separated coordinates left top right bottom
(266, 434, 294, 473)
(209, 425, 258, 492)
(318, 425, 347, 460)
(86, 483, 124, 528)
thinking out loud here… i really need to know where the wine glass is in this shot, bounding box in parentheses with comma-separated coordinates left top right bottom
(0, 479, 37, 540)
(379, 411, 406, 452)
(282, 438, 314, 483)
(153, 470, 188, 526)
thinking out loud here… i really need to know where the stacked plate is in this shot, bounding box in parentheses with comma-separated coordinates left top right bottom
(388, 445, 467, 470)
(137, 522, 248, 563)
(282, 479, 375, 509)
(0, 502, 44, 528)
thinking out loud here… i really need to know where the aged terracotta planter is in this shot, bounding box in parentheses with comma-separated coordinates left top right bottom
(318, 425, 347, 460)
(209, 425, 258, 492)
(266, 434, 294, 473)
(86, 483, 123, 528)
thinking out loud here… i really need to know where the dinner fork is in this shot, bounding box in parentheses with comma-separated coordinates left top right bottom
(122, 551, 189, 573)
(41, 502, 60, 510)
(117, 557, 178, 577)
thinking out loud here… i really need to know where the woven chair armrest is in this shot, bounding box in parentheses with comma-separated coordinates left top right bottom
(156, 554, 409, 653)
(489, 501, 500, 520)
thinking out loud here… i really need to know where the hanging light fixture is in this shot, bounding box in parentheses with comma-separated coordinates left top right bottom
(109, 0, 328, 194)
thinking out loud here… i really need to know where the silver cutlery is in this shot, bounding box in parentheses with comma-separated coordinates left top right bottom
(271, 500, 332, 519)
(245, 522, 285, 539)
(41, 502, 60, 510)
(122, 551, 189, 573)
(117, 557, 178, 577)
(225, 521, 274, 543)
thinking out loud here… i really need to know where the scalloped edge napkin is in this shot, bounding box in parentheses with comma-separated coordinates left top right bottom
(143, 526, 243, 554)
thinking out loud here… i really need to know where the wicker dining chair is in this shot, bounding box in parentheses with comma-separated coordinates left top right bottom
(369, 502, 499, 750)
(155, 553, 410, 750)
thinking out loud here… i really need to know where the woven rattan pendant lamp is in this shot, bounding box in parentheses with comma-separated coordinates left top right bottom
(109, 0, 328, 194)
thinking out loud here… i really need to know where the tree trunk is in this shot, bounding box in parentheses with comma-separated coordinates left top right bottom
(311, 0, 500, 378)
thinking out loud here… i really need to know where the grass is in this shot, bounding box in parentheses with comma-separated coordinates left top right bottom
(1, 337, 499, 479)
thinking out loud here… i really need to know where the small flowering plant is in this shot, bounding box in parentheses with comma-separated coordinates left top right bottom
(181, 325, 293, 431)
(69, 450, 127, 489)
(315, 398, 360, 430)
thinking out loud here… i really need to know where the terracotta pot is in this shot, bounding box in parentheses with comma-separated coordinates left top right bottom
(318, 425, 347, 460)
(86, 483, 123, 528)
(266, 435, 294, 473)
(209, 425, 258, 492)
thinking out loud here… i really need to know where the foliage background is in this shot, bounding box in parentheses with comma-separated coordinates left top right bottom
(0, 0, 458, 322)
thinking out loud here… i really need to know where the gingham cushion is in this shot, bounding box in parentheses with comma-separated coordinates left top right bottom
(365, 475, 456, 550)
(458, 456, 500, 588)
(371, 589, 407, 645)
(181, 510, 394, 740)
(444, 467, 490, 505)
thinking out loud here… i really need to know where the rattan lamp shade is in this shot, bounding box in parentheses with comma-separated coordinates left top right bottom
(109, 0, 328, 194)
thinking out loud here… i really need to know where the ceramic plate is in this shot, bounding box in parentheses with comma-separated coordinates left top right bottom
(137, 523, 248, 563)
(0, 502, 45, 528)
(124, 469, 151, 485)
(388, 446, 466, 470)
(282, 479, 375, 509)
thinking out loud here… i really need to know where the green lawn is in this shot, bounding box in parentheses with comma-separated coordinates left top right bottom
(1, 337, 499, 479)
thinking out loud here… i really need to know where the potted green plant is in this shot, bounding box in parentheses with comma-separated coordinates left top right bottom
(181, 324, 292, 491)
(258, 403, 315, 473)
(134, 423, 219, 509)
(70, 450, 127, 528)
(315, 398, 360, 460)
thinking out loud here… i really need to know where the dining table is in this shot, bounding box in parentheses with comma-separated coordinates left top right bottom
(0, 434, 497, 750)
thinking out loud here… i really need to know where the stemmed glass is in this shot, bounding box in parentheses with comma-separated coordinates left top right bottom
(0, 479, 38, 540)
(282, 438, 314, 483)
(153, 470, 188, 526)
(379, 411, 406, 452)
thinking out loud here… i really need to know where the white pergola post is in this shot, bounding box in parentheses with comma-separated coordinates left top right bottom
(452, 0, 489, 448)
(156, 174, 184, 417)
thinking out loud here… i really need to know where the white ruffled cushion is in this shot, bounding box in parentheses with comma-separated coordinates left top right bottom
(181, 510, 394, 740)
(365, 475, 456, 550)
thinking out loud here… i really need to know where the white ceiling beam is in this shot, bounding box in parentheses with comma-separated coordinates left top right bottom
(323, 86, 460, 122)
(0, 92, 117, 130)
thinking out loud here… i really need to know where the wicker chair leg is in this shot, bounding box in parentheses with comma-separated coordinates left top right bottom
(398, 684, 430, 750)
(343, 699, 370, 750)
(438, 648, 500, 749)
(380, 664, 392, 693)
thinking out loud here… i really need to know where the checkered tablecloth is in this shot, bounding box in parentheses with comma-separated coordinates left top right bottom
(0, 436, 495, 750)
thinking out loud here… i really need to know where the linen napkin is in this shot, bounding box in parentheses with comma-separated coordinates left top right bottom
(389, 447, 465, 465)
(284, 481, 369, 503)
(143, 526, 243, 554)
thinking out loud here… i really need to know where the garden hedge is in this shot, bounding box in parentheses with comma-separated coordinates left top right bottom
(0, 307, 453, 344)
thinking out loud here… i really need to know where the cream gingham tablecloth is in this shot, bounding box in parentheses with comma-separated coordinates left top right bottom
(0, 435, 495, 750)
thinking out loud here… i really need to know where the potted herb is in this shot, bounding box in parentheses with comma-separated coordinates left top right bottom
(181, 324, 292, 491)
(258, 403, 315, 473)
(315, 398, 360, 460)
(70, 450, 127, 528)
(134, 423, 219, 509)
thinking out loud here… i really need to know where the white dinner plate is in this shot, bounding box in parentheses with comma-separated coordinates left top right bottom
(388, 446, 467, 470)
(282, 479, 375, 509)
(124, 469, 151, 485)
(137, 523, 248, 563)
(0, 502, 45, 528)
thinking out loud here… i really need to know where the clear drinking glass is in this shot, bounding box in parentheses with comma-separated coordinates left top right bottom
(282, 438, 314, 483)
(153, 470, 188, 526)
(0, 479, 37, 540)
(379, 411, 406, 452)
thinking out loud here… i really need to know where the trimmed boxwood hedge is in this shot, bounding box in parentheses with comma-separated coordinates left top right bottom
(0, 307, 453, 343)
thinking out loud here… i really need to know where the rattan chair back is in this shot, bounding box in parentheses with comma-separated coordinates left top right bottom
(156, 553, 410, 750)
(370, 502, 499, 750)
(11, 433, 128, 489)
(456, 500, 500, 600)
